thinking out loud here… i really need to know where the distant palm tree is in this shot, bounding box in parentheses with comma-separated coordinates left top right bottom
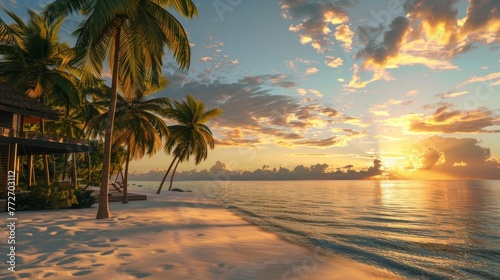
(0, 9, 80, 187)
(87, 91, 170, 203)
(45, 0, 197, 219)
(157, 95, 222, 194)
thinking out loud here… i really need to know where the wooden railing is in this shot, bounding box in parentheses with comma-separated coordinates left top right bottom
(0, 126, 90, 145)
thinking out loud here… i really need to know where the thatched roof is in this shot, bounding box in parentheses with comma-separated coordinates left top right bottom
(0, 84, 60, 120)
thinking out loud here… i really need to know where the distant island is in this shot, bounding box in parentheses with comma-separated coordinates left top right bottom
(129, 159, 394, 181)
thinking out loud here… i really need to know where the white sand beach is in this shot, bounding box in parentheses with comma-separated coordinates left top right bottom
(1, 189, 401, 279)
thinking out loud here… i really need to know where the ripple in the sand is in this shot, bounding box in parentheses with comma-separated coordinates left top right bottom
(43, 272, 56, 278)
(65, 248, 100, 255)
(56, 257, 80, 266)
(118, 253, 132, 258)
(131, 272, 151, 278)
(88, 243, 112, 248)
(164, 264, 174, 270)
(150, 249, 166, 255)
(72, 270, 92, 276)
(18, 273, 31, 278)
(100, 249, 116, 256)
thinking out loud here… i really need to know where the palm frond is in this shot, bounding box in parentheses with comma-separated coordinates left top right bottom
(142, 1, 191, 70)
(43, 0, 91, 24)
(155, 0, 198, 18)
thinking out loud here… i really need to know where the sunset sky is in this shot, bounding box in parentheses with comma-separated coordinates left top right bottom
(3, 0, 500, 179)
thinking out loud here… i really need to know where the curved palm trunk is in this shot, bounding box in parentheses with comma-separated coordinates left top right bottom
(96, 28, 121, 219)
(156, 155, 178, 194)
(168, 157, 182, 191)
(122, 146, 130, 204)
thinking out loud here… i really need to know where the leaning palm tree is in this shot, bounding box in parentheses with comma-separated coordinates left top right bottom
(45, 0, 197, 219)
(157, 95, 222, 194)
(87, 90, 170, 203)
(0, 9, 80, 187)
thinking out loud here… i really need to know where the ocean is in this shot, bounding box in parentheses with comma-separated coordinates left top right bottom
(129, 180, 500, 279)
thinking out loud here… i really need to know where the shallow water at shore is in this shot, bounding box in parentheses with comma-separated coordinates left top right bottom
(131, 180, 500, 279)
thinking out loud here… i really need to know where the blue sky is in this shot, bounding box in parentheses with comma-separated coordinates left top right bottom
(3, 0, 500, 179)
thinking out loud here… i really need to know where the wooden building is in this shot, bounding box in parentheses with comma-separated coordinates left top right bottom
(0, 84, 92, 188)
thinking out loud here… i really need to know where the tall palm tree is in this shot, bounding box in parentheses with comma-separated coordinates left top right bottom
(0, 9, 80, 187)
(87, 91, 170, 203)
(45, 0, 197, 219)
(157, 95, 222, 194)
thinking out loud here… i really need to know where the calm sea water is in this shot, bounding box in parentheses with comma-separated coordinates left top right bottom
(131, 180, 500, 279)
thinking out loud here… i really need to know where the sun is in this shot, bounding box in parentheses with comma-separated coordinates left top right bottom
(380, 156, 403, 171)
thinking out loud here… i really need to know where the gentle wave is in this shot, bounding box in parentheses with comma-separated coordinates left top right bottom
(132, 180, 500, 279)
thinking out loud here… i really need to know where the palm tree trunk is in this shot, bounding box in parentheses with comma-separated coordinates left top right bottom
(96, 27, 121, 219)
(52, 155, 56, 181)
(71, 153, 77, 187)
(41, 118, 50, 186)
(28, 155, 33, 186)
(62, 153, 69, 180)
(87, 152, 92, 185)
(168, 157, 182, 191)
(156, 155, 178, 194)
(31, 159, 36, 185)
(122, 146, 130, 204)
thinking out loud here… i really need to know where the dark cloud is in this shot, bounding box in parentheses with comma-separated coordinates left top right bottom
(281, 0, 349, 52)
(462, 0, 500, 33)
(209, 160, 228, 173)
(350, 0, 499, 75)
(411, 136, 500, 179)
(334, 0, 358, 8)
(320, 107, 339, 117)
(240, 74, 298, 89)
(404, 0, 459, 44)
(418, 147, 446, 170)
(293, 137, 340, 147)
(356, 16, 410, 65)
(408, 105, 500, 134)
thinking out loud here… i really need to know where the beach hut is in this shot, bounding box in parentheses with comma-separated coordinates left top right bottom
(0, 84, 92, 190)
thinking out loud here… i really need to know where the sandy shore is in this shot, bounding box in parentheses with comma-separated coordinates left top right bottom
(1, 189, 401, 279)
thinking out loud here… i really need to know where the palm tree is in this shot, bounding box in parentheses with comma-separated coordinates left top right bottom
(87, 91, 170, 203)
(46, 111, 85, 186)
(45, 0, 197, 219)
(0, 9, 80, 187)
(157, 95, 222, 194)
(0, 9, 79, 100)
